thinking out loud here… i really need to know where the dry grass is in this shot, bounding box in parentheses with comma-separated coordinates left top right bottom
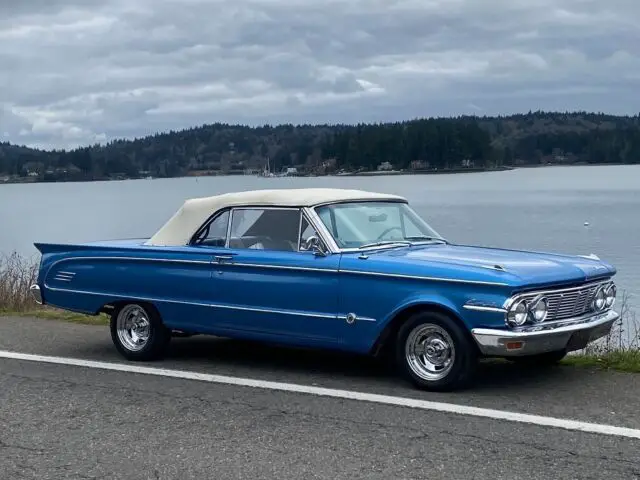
(1, 250, 639, 371)
(0, 251, 105, 324)
(0, 251, 40, 311)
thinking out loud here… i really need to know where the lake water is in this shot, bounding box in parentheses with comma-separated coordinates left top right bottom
(1, 164, 638, 317)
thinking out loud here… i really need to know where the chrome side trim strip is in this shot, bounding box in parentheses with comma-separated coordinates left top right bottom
(47, 256, 339, 275)
(44, 256, 213, 279)
(44, 256, 509, 287)
(230, 262, 338, 273)
(338, 314, 377, 323)
(51, 256, 212, 266)
(340, 269, 509, 287)
(42, 284, 371, 321)
(43, 256, 213, 290)
(228, 262, 506, 285)
(463, 305, 506, 313)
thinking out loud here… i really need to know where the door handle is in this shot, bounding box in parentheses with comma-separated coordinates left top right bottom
(214, 255, 235, 263)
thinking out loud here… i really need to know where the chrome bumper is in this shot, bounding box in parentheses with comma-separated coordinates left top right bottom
(29, 284, 43, 305)
(471, 310, 619, 357)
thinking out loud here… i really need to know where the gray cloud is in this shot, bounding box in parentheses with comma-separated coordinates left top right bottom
(0, 0, 639, 149)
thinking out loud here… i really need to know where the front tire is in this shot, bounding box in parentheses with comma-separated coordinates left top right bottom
(110, 303, 171, 361)
(395, 311, 478, 391)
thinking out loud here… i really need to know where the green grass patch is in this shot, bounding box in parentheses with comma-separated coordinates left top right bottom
(562, 351, 640, 374)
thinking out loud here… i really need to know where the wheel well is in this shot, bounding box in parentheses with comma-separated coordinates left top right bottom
(99, 300, 161, 319)
(100, 300, 189, 335)
(370, 303, 478, 357)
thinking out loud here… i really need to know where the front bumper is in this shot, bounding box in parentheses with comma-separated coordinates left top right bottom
(471, 309, 618, 357)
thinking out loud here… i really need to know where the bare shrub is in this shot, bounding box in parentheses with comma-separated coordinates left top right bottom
(0, 252, 40, 312)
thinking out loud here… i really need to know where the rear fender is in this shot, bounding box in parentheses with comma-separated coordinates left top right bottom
(34, 245, 214, 330)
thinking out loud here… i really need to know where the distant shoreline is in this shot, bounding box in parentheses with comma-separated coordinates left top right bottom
(0, 162, 634, 185)
(336, 166, 511, 176)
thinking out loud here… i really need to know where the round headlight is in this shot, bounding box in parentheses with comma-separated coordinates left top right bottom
(592, 287, 606, 311)
(507, 300, 529, 326)
(530, 296, 548, 323)
(605, 284, 616, 307)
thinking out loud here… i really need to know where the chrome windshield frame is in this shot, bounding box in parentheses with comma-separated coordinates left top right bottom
(305, 200, 447, 254)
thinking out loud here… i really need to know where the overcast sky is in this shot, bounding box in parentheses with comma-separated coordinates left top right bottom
(1, 0, 639, 150)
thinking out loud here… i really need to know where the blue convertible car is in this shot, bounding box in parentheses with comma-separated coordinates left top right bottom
(30, 188, 618, 391)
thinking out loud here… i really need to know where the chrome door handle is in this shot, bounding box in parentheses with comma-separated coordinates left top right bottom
(214, 255, 234, 262)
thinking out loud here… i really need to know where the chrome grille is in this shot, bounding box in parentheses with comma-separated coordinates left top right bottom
(515, 281, 608, 323)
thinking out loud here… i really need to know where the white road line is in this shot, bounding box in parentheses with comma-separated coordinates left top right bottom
(2, 349, 640, 440)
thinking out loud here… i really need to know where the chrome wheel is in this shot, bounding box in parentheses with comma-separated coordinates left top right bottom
(405, 323, 456, 381)
(116, 304, 151, 352)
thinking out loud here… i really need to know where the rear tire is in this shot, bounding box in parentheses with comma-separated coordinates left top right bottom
(110, 302, 171, 361)
(395, 311, 478, 391)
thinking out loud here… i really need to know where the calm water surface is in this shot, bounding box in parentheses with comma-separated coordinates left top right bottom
(1, 165, 638, 314)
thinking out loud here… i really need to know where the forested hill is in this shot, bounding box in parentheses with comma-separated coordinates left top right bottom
(1, 111, 639, 182)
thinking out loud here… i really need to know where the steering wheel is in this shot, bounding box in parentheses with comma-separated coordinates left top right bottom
(376, 226, 403, 241)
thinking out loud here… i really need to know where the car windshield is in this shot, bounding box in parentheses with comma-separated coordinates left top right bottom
(314, 201, 446, 250)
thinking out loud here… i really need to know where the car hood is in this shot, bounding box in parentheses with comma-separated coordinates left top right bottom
(360, 243, 616, 289)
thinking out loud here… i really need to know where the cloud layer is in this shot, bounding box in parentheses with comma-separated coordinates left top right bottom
(1, 0, 639, 149)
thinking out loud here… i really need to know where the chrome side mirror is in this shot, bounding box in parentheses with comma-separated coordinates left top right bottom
(302, 235, 327, 256)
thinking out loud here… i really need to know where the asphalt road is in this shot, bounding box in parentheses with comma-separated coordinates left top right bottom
(1, 316, 639, 479)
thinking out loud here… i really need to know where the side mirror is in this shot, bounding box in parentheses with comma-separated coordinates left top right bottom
(302, 235, 327, 256)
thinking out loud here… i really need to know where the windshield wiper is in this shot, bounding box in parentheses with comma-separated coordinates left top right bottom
(358, 240, 412, 250)
(404, 236, 448, 244)
(358, 236, 448, 250)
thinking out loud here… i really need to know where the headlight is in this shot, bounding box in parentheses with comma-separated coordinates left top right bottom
(592, 287, 606, 311)
(529, 296, 548, 323)
(605, 283, 617, 308)
(507, 299, 529, 326)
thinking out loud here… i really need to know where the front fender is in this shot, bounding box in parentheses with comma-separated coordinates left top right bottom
(379, 293, 467, 331)
(367, 291, 512, 356)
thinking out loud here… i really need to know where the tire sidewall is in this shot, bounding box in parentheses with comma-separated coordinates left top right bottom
(395, 311, 477, 391)
(110, 303, 169, 361)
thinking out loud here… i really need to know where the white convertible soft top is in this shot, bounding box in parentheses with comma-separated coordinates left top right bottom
(145, 188, 406, 246)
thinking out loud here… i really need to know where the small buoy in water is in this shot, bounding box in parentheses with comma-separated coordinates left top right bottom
(584, 221, 590, 227)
